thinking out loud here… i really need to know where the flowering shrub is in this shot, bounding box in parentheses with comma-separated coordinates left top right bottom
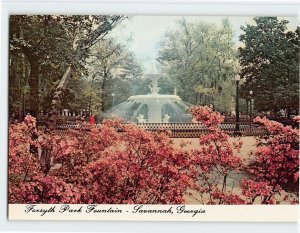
(189, 106, 299, 205)
(10, 175, 81, 204)
(241, 117, 299, 204)
(293, 115, 300, 123)
(86, 124, 192, 204)
(189, 106, 243, 204)
(9, 115, 40, 200)
(240, 179, 276, 204)
(190, 106, 224, 129)
(9, 118, 192, 204)
(9, 110, 299, 205)
(210, 189, 245, 205)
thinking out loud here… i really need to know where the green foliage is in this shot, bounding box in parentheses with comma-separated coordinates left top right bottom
(83, 37, 142, 114)
(9, 15, 126, 118)
(239, 17, 299, 116)
(9, 15, 74, 116)
(158, 18, 238, 106)
(212, 81, 235, 113)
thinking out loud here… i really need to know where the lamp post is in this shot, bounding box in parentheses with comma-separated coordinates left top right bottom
(249, 90, 253, 134)
(234, 75, 241, 136)
(249, 90, 253, 122)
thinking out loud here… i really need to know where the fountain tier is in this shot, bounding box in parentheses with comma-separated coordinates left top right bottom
(107, 74, 192, 123)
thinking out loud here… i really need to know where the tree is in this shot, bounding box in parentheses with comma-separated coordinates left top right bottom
(239, 17, 299, 117)
(61, 77, 93, 113)
(9, 15, 73, 117)
(87, 38, 142, 113)
(158, 18, 238, 106)
(46, 16, 124, 129)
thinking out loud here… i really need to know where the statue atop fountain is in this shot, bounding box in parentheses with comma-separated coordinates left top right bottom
(162, 114, 170, 123)
(136, 114, 146, 123)
(147, 74, 161, 94)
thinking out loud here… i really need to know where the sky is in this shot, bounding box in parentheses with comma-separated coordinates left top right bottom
(110, 16, 299, 73)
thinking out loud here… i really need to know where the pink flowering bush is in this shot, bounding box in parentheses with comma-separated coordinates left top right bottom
(9, 117, 192, 204)
(11, 175, 81, 204)
(241, 116, 299, 204)
(293, 115, 300, 124)
(240, 179, 276, 204)
(86, 124, 192, 204)
(189, 106, 243, 204)
(189, 106, 299, 205)
(190, 106, 224, 129)
(9, 109, 299, 205)
(9, 115, 40, 201)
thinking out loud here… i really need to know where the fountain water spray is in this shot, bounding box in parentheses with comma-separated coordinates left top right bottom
(106, 71, 192, 123)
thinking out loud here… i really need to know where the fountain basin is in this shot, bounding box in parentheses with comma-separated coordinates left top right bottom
(106, 72, 192, 123)
(108, 93, 192, 123)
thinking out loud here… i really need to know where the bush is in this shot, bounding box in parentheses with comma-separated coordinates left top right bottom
(9, 117, 192, 204)
(189, 106, 299, 204)
(9, 110, 299, 204)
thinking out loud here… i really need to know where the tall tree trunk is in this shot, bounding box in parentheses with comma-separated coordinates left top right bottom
(88, 75, 96, 114)
(101, 76, 107, 112)
(21, 42, 40, 117)
(28, 56, 39, 116)
(47, 66, 73, 129)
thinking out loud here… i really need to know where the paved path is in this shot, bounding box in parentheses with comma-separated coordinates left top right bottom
(172, 136, 257, 165)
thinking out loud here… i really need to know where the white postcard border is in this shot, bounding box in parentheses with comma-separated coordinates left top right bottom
(1, 0, 300, 232)
(8, 204, 299, 222)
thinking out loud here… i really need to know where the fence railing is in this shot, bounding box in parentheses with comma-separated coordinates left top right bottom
(40, 122, 267, 138)
(136, 122, 267, 137)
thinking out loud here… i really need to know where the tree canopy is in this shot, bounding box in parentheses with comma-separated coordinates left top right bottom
(239, 17, 299, 117)
(87, 38, 142, 113)
(9, 15, 129, 126)
(9, 15, 74, 117)
(9, 16, 299, 122)
(158, 18, 237, 112)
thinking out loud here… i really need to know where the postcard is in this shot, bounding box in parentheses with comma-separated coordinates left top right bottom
(7, 14, 299, 222)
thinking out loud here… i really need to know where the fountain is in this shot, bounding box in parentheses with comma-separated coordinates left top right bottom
(106, 64, 192, 123)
